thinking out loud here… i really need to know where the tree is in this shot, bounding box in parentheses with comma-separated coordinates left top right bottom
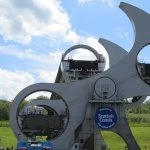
(0, 100, 10, 120)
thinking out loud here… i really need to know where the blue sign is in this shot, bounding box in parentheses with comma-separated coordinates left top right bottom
(94, 107, 117, 129)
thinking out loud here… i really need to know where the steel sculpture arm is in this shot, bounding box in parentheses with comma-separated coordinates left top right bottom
(98, 39, 147, 108)
(98, 38, 127, 67)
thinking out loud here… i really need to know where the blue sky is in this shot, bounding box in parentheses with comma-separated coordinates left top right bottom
(0, 0, 150, 100)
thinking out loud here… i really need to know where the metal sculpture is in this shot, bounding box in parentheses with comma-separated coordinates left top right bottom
(9, 2, 150, 150)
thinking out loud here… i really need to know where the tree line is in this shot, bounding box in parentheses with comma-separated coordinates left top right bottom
(0, 99, 150, 121)
(126, 101, 150, 114)
(0, 100, 10, 120)
(0, 96, 50, 121)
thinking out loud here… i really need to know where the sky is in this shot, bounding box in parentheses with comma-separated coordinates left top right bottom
(0, 0, 150, 100)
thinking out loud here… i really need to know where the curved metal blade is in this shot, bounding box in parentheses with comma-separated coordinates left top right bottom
(99, 38, 127, 67)
(120, 2, 150, 47)
(120, 2, 150, 64)
(96, 3, 150, 99)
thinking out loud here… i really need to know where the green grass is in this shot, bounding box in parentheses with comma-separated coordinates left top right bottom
(0, 127, 17, 148)
(0, 126, 150, 149)
(101, 131, 126, 150)
(131, 127, 150, 149)
(101, 127, 150, 150)
(129, 122, 150, 127)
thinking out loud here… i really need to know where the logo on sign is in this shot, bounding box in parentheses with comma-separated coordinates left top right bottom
(94, 107, 117, 129)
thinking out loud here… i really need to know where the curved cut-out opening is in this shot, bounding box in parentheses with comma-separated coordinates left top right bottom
(123, 96, 142, 103)
(17, 91, 69, 141)
(137, 45, 150, 85)
(101, 131, 127, 149)
(65, 49, 97, 61)
(61, 46, 106, 82)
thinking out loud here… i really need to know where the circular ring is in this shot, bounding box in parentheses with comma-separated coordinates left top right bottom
(62, 44, 100, 60)
(9, 83, 69, 141)
(94, 76, 116, 99)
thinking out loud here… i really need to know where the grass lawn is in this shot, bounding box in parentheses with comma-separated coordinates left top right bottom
(0, 126, 150, 149)
(101, 126, 150, 150)
(101, 131, 126, 149)
(0, 127, 17, 148)
(131, 127, 150, 149)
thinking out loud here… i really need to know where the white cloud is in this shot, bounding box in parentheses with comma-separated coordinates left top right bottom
(69, 49, 97, 60)
(65, 31, 80, 44)
(77, 0, 114, 7)
(0, 44, 63, 82)
(116, 28, 129, 39)
(100, 0, 114, 7)
(78, 0, 93, 5)
(0, 37, 109, 100)
(0, 0, 79, 44)
(0, 47, 63, 100)
(39, 70, 57, 83)
(0, 36, 109, 76)
(0, 0, 111, 101)
(0, 45, 62, 68)
(0, 46, 34, 60)
(0, 68, 34, 100)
